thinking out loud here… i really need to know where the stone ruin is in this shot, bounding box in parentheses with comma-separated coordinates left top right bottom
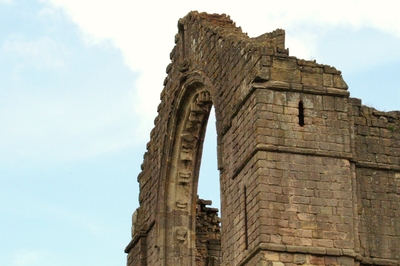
(195, 198, 221, 266)
(125, 11, 400, 265)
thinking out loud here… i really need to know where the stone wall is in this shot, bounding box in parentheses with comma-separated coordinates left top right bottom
(195, 198, 221, 266)
(125, 11, 400, 266)
(351, 98, 400, 264)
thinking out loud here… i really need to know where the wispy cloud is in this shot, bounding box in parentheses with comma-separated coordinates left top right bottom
(1, 1, 398, 164)
(1, 35, 67, 70)
(12, 250, 51, 266)
(0, 8, 140, 164)
(41, 0, 400, 139)
(0, 88, 138, 164)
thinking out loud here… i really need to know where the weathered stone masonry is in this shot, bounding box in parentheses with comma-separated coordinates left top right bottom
(125, 12, 400, 265)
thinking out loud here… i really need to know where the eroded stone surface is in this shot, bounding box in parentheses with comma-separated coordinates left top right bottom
(125, 11, 400, 266)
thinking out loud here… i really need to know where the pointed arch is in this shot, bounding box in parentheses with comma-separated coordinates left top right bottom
(154, 71, 218, 265)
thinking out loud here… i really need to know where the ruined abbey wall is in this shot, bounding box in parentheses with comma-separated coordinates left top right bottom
(125, 12, 400, 266)
(352, 100, 400, 262)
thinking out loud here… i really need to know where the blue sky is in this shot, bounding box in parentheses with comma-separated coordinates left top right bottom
(1, 1, 399, 265)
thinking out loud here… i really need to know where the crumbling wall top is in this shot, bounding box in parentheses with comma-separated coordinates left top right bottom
(179, 11, 287, 53)
(179, 11, 247, 37)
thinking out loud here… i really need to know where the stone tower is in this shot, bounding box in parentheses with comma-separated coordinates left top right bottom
(125, 12, 400, 266)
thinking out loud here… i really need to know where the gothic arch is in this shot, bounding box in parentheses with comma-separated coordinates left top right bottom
(156, 72, 216, 265)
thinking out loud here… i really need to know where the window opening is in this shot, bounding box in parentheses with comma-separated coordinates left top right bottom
(244, 185, 248, 250)
(298, 101, 305, 127)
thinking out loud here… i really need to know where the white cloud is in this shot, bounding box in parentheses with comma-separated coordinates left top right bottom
(1, 35, 67, 70)
(39, 0, 400, 141)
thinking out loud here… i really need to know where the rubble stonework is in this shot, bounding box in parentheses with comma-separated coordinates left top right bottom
(125, 11, 400, 265)
(195, 198, 221, 266)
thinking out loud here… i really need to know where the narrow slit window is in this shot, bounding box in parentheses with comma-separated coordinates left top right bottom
(244, 185, 248, 250)
(298, 101, 305, 126)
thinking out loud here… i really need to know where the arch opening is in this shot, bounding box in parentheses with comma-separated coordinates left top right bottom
(196, 106, 221, 265)
(198, 107, 220, 209)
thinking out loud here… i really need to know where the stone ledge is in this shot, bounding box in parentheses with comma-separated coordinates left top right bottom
(124, 231, 146, 254)
(125, 220, 155, 254)
(252, 81, 349, 97)
(263, 244, 357, 257)
(355, 160, 400, 171)
(237, 243, 400, 266)
(237, 244, 358, 266)
(232, 144, 353, 180)
(360, 256, 400, 266)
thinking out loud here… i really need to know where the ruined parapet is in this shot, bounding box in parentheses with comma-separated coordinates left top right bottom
(195, 198, 221, 266)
